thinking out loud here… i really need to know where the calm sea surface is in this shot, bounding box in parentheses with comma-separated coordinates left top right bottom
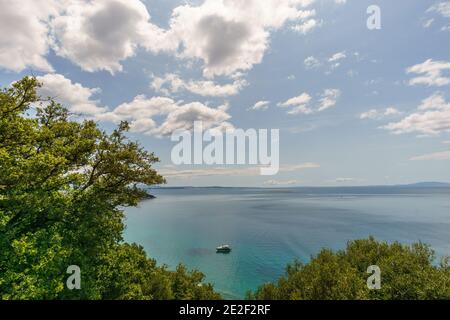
(123, 187, 450, 299)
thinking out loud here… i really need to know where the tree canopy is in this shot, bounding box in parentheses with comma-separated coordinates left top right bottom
(0, 77, 221, 300)
(248, 237, 450, 300)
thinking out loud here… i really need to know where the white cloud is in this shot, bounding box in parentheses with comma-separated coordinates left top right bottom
(52, 0, 171, 74)
(264, 179, 299, 186)
(159, 167, 257, 179)
(418, 92, 448, 110)
(334, 177, 355, 183)
(305, 51, 357, 73)
(318, 89, 341, 111)
(422, 18, 434, 28)
(281, 163, 320, 172)
(304, 56, 321, 69)
(328, 51, 347, 63)
(99, 95, 177, 123)
(292, 18, 321, 34)
(383, 92, 450, 136)
(0, 0, 173, 74)
(406, 59, 450, 87)
(156, 102, 233, 137)
(443, 140, 450, 144)
(360, 110, 379, 120)
(249, 101, 270, 111)
(287, 105, 315, 115)
(424, 3, 450, 32)
(0, 0, 63, 72)
(326, 51, 347, 71)
(335, 0, 347, 4)
(384, 107, 401, 116)
(278, 89, 340, 115)
(151, 73, 248, 97)
(360, 107, 401, 120)
(279, 93, 312, 107)
(278, 93, 313, 115)
(98, 95, 233, 137)
(1, 0, 320, 77)
(427, 2, 450, 18)
(36, 73, 105, 116)
(129, 118, 157, 133)
(291, 8, 318, 34)
(410, 151, 450, 161)
(160, 162, 320, 179)
(168, 0, 318, 78)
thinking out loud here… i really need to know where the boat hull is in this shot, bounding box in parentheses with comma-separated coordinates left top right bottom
(216, 249, 231, 253)
(216, 247, 232, 253)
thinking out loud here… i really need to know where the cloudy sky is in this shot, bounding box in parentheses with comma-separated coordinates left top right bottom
(1, 0, 450, 187)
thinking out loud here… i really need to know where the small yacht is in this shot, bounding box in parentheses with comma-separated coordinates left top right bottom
(216, 245, 232, 253)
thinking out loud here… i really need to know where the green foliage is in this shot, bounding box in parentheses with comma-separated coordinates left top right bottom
(248, 237, 450, 300)
(0, 77, 221, 300)
(96, 244, 220, 300)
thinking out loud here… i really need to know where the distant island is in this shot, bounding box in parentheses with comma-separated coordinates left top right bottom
(399, 182, 450, 188)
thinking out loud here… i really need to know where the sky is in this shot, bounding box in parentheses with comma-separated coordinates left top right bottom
(1, 0, 450, 187)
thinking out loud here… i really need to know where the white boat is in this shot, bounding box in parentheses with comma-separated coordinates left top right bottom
(216, 245, 232, 253)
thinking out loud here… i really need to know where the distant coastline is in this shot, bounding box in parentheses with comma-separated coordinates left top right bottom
(148, 182, 450, 190)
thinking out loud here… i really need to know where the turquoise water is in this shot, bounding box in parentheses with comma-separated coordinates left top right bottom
(123, 187, 450, 299)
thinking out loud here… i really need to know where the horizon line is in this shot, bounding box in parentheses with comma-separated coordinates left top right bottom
(147, 181, 450, 189)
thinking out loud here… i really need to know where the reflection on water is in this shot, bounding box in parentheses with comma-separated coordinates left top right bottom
(124, 187, 450, 299)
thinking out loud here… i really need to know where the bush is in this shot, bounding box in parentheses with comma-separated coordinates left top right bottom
(248, 237, 450, 300)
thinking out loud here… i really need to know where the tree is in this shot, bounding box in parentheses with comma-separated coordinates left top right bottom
(248, 237, 450, 300)
(0, 77, 220, 300)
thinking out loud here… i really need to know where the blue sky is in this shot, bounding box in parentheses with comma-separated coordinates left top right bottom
(1, 0, 450, 186)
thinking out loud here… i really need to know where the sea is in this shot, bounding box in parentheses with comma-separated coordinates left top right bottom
(123, 186, 450, 299)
